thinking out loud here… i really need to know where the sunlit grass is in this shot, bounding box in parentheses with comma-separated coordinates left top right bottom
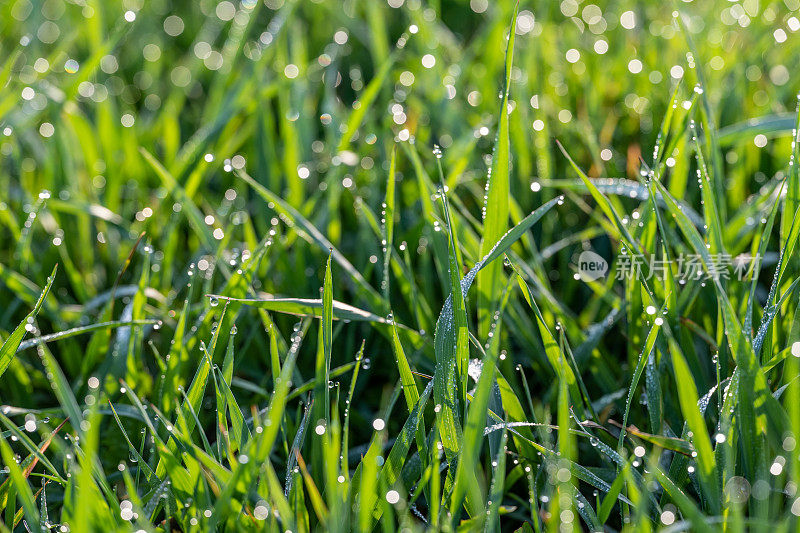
(2, 0, 800, 531)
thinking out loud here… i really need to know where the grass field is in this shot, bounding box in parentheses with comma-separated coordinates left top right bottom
(2, 0, 800, 531)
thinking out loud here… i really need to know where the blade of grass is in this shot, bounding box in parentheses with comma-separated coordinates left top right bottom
(0, 265, 57, 379)
(477, 5, 518, 339)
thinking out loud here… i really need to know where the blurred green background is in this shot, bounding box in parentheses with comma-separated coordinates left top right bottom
(1, 1, 800, 526)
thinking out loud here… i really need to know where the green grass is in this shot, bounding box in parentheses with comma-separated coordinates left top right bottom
(2, 0, 800, 531)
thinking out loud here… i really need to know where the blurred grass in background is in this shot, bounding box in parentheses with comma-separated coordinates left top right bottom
(2, 0, 800, 530)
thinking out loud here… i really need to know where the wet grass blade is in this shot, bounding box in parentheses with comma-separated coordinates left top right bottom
(618, 319, 662, 451)
(744, 180, 785, 336)
(0, 434, 39, 527)
(484, 427, 507, 532)
(450, 282, 512, 522)
(382, 146, 396, 305)
(433, 197, 560, 469)
(0, 265, 57, 379)
(209, 295, 393, 325)
(477, 5, 517, 339)
(318, 254, 334, 422)
(663, 331, 719, 511)
(511, 262, 585, 420)
(237, 169, 383, 310)
(649, 177, 774, 474)
(439, 188, 469, 417)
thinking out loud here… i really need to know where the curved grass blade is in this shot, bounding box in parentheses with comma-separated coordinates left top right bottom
(716, 113, 797, 146)
(753, 200, 800, 357)
(208, 295, 392, 325)
(618, 319, 662, 451)
(511, 265, 586, 420)
(154, 303, 229, 478)
(744, 180, 786, 336)
(540, 178, 704, 228)
(16, 320, 158, 353)
(651, 464, 714, 533)
(433, 197, 560, 467)
(236, 169, 383, 310)
(557, 143, 642, 256)
(0, 434, 39, 526)
(285, 401, 311, 497)
(0, 414, 65, 484)
(649, 177, 776, 474)
(370, 381, 433, 524)
(341, 342, 364, 476)
(0, 265, 57, 380)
